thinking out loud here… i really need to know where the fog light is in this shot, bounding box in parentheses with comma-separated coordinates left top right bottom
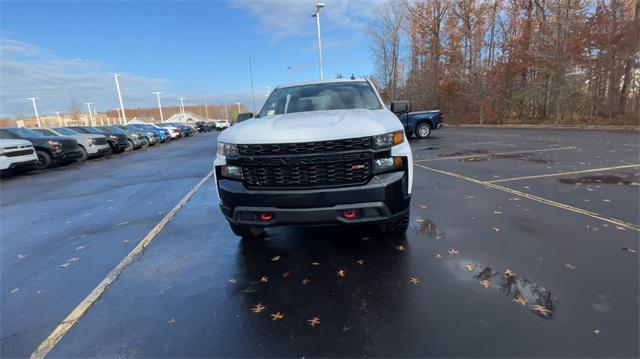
(221, 165, 242, 179)
(373, 157, 402, 174)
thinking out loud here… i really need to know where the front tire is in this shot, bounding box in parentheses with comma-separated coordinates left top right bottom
(79, 146, 89, 161)
(35, 150, 52, 170)
(415, 123, 432, 139)
(229, 223, 265, 238)
(380, 212, 409, 235)
(125, 140, 134, 152)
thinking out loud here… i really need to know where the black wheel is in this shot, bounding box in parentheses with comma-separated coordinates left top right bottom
(79, 146, 89, 161)
(229, 223, 265, 238)
(125, 140, 134, 152)
(415, 122, 432, 139)
(380, 212, 409, 235)
(35, 150, 52, 170)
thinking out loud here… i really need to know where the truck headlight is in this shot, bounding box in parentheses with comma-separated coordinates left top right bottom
(217, 142, 239, 157)
(109, 135, 118, 141)
(132, 133, 140, 139)
(373, 157, 403, 174)
(373, 130, 404, 149)
(220, 165, 242, 179)
(48, 140, 62, 153)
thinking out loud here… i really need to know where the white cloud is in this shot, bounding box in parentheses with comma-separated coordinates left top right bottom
(233, 0, 383, 41)
(0, 38, 168, 118)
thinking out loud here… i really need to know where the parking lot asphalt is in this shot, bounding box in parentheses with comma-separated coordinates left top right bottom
(2, 128, 639, 357)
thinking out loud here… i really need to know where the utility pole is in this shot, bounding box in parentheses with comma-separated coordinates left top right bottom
(312, 3, 325, 80)
(249, 56, 256, 113)
(26, 98, 41, 127)
(287, 66, 293, 82)
(204, 98, 209, 119)
(111, 73, 126, 124)
(152, 92, 165, 122)
(84, 103, 94, 126)
(224, 101, 228, 121)
(55, 111, 62, 126)
(235, 102, 241, 113)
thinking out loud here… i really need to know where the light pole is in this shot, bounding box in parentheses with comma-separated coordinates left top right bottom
(312, 3, 325, 80)
(85, 103, 94, 126)
(152, 92, 165, 122)
(235, 102, 241, 113)
(55, 111, 62, 126)
(287, 66, 293, 82)
(178, 97, 186, 122)
(224, 101, 228, 121)
(111, 73, 126, 124)
(265, 86, 271, 97)
(25, 98, 41, 127)
(203, 98, 209, 119)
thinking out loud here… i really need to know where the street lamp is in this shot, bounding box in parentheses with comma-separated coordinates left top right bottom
(111, 73, 126, 124)
(55, 111, 62, 126)
(235, 102, 242, 113)
(178, 97, 186, 122)
(311, 3, 325, 80)
(152, 92, 165, 122)
(84, 102, 94, 126)
(25, 98, 41, 127)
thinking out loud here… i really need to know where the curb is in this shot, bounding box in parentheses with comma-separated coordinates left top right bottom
(445, 124, 640, 131)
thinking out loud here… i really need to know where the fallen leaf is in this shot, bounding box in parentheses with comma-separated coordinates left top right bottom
(603, 199, 610, 202)
(564, 263, 577, 270)
(356, 259, 364, 266)
(60, 262, 71, 268)
(466, 196, 476, 199)
(492, 227, 500, 232)
(308, 316, 321, 327)
(17, 254, 28, 260)
(435, 254, 442, 258)
(465, 264, 475, 272)
(264, 236, 272, 241)
(260, 276, 269, 283)
(271, 256, 281, 262)
(228, 278, 237, 284)
(68, 257, 79, 262)
(337, 269, 346, 277)
(270, 312, 284, 321)
(311, 262, 320, 266)
(75, 246, 85, 251)
(532, 304, 552, 317)
(622, 247, 636, 254)
(361, 236, 371, 241)
(505, 268, 516, 277)
(513, 296, 528, 306)
(418, 204, 427, 209)
(479, 279, 491, 288)
(493, 211, 502, 215)
(616, 226, 626, 231)
(448, 248, 460, 255)
(116, 221, 130, 226)
(168, 318, 176, 324)
(123, 240, 130, 244)
(251, 303, 266, 314)
(301, 278, 310, 285)
(282, 271, 291, 279)
(409, 276, 420, 285)
(10, 288, 19, 294)
(395, 245, 406, 251)
(415, 218, 425, 224)
(593, 329, 600, 334)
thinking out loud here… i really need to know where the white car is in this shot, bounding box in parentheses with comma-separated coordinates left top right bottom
(0, 139, 38, 172)
(214, 78, 413, 238)
(216, 120, 230, 130)
(147, 123, 181, 139)
(33, 127, 111, 160)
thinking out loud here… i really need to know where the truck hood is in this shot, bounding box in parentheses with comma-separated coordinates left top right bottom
(0, 139, 33, 148)
(219, 109, 402, 144)
(73, 134, 105, 140)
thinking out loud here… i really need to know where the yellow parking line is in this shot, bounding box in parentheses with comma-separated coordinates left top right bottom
(30, 169, 215, 359)
(413, 146, 577, 162)
(414, 163, 640, 232)
(487, 164, 640, 183)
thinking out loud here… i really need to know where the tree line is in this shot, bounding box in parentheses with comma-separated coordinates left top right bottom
(367, 0, 639, 125)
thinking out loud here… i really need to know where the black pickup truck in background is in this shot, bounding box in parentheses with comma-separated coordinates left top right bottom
(390, 101, 443, 139)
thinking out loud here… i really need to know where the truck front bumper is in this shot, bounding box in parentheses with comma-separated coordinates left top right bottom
(218, 171, 410, 227)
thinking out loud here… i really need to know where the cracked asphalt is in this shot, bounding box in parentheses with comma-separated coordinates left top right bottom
(1, 128, 638, 357)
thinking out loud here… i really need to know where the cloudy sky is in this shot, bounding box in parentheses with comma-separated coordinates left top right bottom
(0, 0, 382, 118)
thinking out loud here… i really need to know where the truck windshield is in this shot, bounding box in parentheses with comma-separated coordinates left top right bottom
(258, 81, 382, 117)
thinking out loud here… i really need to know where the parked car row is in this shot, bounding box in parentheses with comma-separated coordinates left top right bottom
(0, 122, 198, 175)
(195, 120, 230, 132)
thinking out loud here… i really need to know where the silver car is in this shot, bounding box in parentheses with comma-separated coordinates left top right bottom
(33, 127, 111, 160)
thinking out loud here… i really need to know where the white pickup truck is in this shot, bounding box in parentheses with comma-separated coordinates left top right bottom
(0, 139, 38, 173)
(214, 78, 413, 238)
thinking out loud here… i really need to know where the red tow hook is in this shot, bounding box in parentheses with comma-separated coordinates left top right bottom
(342, 210, 357, 219)
(260, 213, 274, 221)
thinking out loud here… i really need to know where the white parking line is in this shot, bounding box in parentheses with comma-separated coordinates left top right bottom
(413, 146, 577, 162)
(30, 169, 215, 359)
(487, 164, 640, 183)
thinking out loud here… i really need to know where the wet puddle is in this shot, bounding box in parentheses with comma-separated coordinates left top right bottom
(439, 149, 490, 157)
(457, 262, 558, 319)
(462, 153, 553, 164)
(558, 172, 640, 185)
(415, 217, 444, 239)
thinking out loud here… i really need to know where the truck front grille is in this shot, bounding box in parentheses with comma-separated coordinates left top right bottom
(4, 149, 34, 157)
(238, 137, 373, 189)
(238, 137, 371, 156)
(94, 138, 108, 145)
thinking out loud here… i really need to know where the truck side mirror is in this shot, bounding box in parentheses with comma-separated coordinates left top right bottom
(390, 101, 411, 115)
(237, 112, 254, 122)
